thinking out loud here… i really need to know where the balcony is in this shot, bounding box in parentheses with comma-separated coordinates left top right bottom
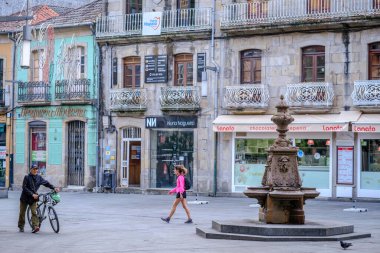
(160, 86, 200, 111)
(223, 85, 270, 113)
(55, 79, 91, 104)
(96, 8, 212, 38)
(110, 88, 147, 112)
(285, 82, 334, 113)
(17, 81, 51, 105)
(221, 0, 380, 34)
(352, 80, 380, 112)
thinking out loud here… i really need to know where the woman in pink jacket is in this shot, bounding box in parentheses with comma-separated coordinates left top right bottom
(161, 165, 192, 224)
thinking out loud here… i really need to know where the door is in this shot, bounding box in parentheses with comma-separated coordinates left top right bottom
(129, 141, 141, 186)
(121, 127, 141, 187)
(67, 121, 85, 186)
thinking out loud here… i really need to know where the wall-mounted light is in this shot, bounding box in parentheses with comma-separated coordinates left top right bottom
(201, 71, 207, 97)
(20, 25, 31, 69)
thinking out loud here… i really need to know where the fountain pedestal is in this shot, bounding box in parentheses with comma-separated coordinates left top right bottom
(244, 96, 319, 224)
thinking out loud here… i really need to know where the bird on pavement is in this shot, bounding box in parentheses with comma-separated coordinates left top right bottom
(340, 241, 353, 250)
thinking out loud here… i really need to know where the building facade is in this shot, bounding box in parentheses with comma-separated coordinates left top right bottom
(98, 0, 380, 199)
(13, 1, 102, 189)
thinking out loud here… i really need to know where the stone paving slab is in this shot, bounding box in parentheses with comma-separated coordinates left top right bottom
(0, 191, 379, 253)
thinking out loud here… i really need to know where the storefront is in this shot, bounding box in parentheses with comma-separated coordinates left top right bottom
(146, 116, 197, 189)
(352, 114, 380, 198)
(14, 106, 97, 188)
(213, 112, 361, 198)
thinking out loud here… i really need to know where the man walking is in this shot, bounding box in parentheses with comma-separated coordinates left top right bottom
(18, 165, 59, 233)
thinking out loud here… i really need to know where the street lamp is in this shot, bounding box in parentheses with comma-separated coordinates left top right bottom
(20, 24, 31, 69)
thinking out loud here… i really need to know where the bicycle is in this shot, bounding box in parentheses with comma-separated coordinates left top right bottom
(27, 191, 60, 233)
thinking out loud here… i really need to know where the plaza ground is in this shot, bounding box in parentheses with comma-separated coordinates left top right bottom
(0, 191, 379, 253)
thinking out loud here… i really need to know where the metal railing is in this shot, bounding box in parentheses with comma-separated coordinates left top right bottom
(18, 81, 51, 103)
(285, 82, 334, 108)
(352, 80, 380, 106)
(160, 86, 200, 111)
(55, 79, 91, 101)
(110, 88, 147, 111)
(221, 0, 380, 27)
(224, 85, 270, 109)
(96, 8, 212, 37)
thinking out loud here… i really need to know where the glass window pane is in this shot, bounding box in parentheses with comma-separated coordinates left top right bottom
(243, 71, 251, 83)
(296, 139, 330, 189)
(304, 68, 313, 82)
(360, 139, 380, 190)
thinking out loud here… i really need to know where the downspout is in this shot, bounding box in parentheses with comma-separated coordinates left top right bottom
(342, 25, 350, 111)
(9, 33, 17, 187)
(211, 0, 220, 197)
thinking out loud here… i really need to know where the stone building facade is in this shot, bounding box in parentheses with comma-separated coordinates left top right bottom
(97, 0, 380, 199)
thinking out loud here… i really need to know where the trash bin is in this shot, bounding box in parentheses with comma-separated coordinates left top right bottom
(102, 169, 116, 192)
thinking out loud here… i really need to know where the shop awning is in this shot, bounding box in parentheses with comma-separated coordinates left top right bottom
(352, 114, 380, 132)
(213, 111, 361, 133)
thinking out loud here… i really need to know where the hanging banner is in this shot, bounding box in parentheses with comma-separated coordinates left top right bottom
(142, 12, 162, 36)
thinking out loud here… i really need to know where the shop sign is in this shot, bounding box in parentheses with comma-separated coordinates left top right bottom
(337, 146, 354, 185)
(352, 125, 379, 132)
(144, 55, 168, 83)
(213, 123, 348, 132)
(20, 107, 86, 118)
(145, 116, 197, 129)
(142, 12, 162, 36)
(197, 53, 206, 82)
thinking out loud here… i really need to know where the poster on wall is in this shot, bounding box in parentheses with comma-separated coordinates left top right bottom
(31, 131, 47, 176)
(337, 146, 354, 184)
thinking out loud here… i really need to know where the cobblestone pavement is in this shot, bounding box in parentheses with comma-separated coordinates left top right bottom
(0, 191, 379, 253)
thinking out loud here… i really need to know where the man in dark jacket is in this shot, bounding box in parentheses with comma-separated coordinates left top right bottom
(18, 164, 59, 233)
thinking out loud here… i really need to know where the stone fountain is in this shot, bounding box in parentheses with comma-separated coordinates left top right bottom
(244, 95, 319, 224)
(196, 96, 371, 241)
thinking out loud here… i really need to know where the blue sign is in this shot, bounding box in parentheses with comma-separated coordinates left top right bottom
(297, 150, 304, 158)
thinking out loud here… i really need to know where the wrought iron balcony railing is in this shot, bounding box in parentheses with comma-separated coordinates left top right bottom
(285, 82, 334, 109)
(160, 86, 200, 111)
(110, 88, 147, 112)
(352, 80, 380, 107)
(224, 85, 270, 110)
(221, 0, 380, 28)
(55, 79, 91, 102)
(96, 8, 212, 37)
(18, 81, 51, 103)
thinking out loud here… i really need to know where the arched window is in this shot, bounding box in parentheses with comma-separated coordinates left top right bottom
(123, 56, 141, 88)
(302, 46, 325, 82)
(240, 49, 262, 84)
(369, 42, 380, 80)
(175, 54, 193, 86)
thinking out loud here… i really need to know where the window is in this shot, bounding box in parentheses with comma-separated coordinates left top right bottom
(31, 50, 44, 82)
(66, 46, 86, 79)
(175, 54, 193, 86)
(369, 42, 380, 80)
(241, 49, 262, 84)
(126, 0, 142, 14)
(177, 0, 194, 9)
(302, 46, 325, 82)
(123, 56, 141, 88)
(248, 0, 268, 19)
(360, 139, 380, 190)
(374, 0, 380, 9)
(29, 121, 47, 176)
(0, 59, 3, 105)
(307, 0, 330, 13)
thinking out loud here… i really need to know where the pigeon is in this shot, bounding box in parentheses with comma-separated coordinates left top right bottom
(340, 241, 353, 250)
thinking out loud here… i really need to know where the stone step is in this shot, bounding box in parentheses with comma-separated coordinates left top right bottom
(212, 219, 354, 236)
(196, 227, 371, 242)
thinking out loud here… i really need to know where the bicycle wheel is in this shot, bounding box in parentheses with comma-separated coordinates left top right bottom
(48, 206, 59, 233)
(27, 205, 42, 229)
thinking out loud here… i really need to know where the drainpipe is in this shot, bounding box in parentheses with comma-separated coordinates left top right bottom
(9, 33, 17, 188)
(342, 25, 350, 111)
(211, 0, 220, 197)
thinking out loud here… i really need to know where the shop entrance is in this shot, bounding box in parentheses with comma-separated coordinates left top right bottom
(121, 127, 141, 187)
